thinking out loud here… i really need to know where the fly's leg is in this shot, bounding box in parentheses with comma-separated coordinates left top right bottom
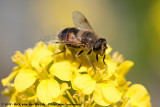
(86, 50, 96, 70)
(53, 45, 66, 55)
(75, 50, 84, 69)
(103, 55, 107, 67)
(75, 50, 84, 57)
(96, 54, 98, 61)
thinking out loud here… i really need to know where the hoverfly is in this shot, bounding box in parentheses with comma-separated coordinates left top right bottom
(50, 11, 108, 70)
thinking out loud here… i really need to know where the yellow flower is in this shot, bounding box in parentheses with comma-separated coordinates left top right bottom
(72, 53, 122, 106)
(36, 79, 60, 103)
(1, 42, 151, 107)
(14, 71, 61, 104)
(72, 74, 96, 95)
(2, 42, 64, 104)
(124, 84, 151, 107)
(93, 83, 122, 106)
(29, 42, 53, 71)
(49, 61, 73, 81)
(14, 69, 38, 92)
(1, 67, 19, 87)
(117, 60, 134, 84)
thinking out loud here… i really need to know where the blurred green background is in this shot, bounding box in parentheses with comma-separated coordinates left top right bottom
(0, 0, 160, 106)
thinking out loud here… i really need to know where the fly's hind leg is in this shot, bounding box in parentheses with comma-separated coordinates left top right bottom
(53, 45, 66, 55)
(75, 50, 84, 69)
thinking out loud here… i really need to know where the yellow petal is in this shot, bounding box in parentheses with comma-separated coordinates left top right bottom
(75, 66, 88, 73)
(93, 84, 110, 106)
(65, 48, 73, 61)
(106, 60, 117, 73)
(100, 83, 122, 103)
(30, 42, 53, 70)
(73, 74, 96, 95)
(24, 48, 33, 58)
(112, 52, 124, 63)
(1, 67, 19, 86)
(14, 69, 38, 92)
(105, 45, 112, 54)
(49, 61, 73, 81)
(125, 84, 151, 107)
(48, 43, 63, 53)
(36, 79, 60, 103)
(117, 61, 134, 82)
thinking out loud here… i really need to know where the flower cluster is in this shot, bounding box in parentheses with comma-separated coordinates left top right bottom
(1, 42, 151, 107)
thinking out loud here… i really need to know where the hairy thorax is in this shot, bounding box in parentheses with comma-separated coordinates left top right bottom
(80, 31, 99, 50)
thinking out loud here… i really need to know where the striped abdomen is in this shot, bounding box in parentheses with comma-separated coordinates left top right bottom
(58, 27, 80, 42)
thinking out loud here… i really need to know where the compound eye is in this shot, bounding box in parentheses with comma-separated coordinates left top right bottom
(93, 41, 101, 51)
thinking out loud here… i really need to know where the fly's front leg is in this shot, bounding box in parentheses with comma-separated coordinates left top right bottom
(75, 50, 84, 68)
(86, 50, 96, 70)
(103, 55, 107, 67)
(96, 54, 98, 61)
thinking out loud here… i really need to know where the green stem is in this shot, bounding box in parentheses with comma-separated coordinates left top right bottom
(66, 91, 76, 104)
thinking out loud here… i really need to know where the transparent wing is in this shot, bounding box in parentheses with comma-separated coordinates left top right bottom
(40, 33, 83, 46)
(72, 11, 94, 31)
(46, 34, 83, 46)
(47, 40, 83, 46)
(39, 34, 57, 43)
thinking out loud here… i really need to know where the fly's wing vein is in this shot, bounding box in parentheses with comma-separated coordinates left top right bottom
(47, 40, 83, 46)
(72, 11, 94, 31)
